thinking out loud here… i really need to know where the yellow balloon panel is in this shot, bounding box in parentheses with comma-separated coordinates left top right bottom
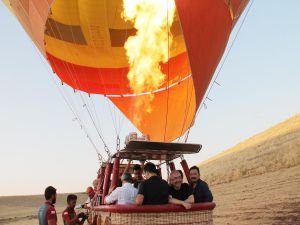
(44, 0, 187, 68)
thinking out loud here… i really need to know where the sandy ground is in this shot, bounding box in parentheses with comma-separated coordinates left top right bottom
(0, 193, 87, 225)
(1, 166, 299, 225)
(212, 165, 300, 225)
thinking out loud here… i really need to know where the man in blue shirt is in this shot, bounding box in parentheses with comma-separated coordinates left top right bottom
(189, 166, 213, 203)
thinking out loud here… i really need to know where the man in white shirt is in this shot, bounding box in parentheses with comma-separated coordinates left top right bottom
(105, 173, 137, 205)
(84, 186, 95, 209)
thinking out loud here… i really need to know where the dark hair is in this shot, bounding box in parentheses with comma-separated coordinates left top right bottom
(44, 186, 56, 200)
(143, 162, 157, 174)
(67, 194, 77, 203)
(189, 166, 200, 174)
(121, 172, 133, 183)
(156, 167, 161, 176)
(177, 170, 184, 178)
(133, 164, 142, 171)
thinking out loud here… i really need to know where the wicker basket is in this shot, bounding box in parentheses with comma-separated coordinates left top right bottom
(94, 203, 215, 225)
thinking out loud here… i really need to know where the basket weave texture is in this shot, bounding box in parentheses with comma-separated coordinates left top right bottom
(97, 210, 213, 225)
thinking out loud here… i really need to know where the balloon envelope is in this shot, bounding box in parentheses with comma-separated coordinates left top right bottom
(3, 0, 248, 141)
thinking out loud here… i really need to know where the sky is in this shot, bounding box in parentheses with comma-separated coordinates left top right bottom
(0, 0, 299, 196)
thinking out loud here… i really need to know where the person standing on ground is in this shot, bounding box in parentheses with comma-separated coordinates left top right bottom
(62, 194, 87, 225)
(38, 186, 57, 225)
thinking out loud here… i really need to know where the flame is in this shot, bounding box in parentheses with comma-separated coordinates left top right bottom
(122, 0, 176, 93)
(122, 0, 176, 127)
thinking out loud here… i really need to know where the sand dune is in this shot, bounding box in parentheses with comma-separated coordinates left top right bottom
(200, 114, 300, 185)
(200, 114, 300, 224)
(211, 165, 300, 225)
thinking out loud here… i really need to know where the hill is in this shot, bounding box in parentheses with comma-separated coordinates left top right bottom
(199, 114, 300, 225)
(200, 114, 300, 185)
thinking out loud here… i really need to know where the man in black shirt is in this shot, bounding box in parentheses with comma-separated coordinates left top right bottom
(189, 166, 213, 203)
(136, 162, 169, 205)
(168, 170, 194, 209)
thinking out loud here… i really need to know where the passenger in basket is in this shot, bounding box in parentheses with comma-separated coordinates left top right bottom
(105, 173, 138, 205)
(132, 164, 144, 188)
(189, 166, 213, 203)
(177, 169, 184, 179)
(135, 162, 169, 205)
(168, 170, 194, 209)
(84, 186, 95, 209)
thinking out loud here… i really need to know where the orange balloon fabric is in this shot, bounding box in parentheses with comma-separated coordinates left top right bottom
(3, 0, 248, 141)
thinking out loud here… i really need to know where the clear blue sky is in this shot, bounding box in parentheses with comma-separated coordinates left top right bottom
(0, 0, 299, 196)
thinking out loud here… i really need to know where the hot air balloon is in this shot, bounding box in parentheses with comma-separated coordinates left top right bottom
(3, 0, 248, 142)
(3, 0, 249, 224)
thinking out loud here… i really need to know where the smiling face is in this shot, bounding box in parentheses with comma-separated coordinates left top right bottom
(189, 168, 200, 183)
(170, 171, 183, 190)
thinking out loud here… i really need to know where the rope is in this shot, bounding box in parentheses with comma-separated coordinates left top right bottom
(163, 0, 171, 141)
(89, 96, 104, 136)
(116, 136, 121, 151)
(76, 4, 127, 157)
(12, 0, 105, 164)
(45, 6, 112, 159)
(177, 76, 194, 143)
(185, 0, 254, 143)
(81, 2, 125, 150)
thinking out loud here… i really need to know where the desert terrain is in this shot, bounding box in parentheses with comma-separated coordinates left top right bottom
(200, 114, 300, 225)
(0, 193, 87, 225)
(0, 115, 299, 225)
